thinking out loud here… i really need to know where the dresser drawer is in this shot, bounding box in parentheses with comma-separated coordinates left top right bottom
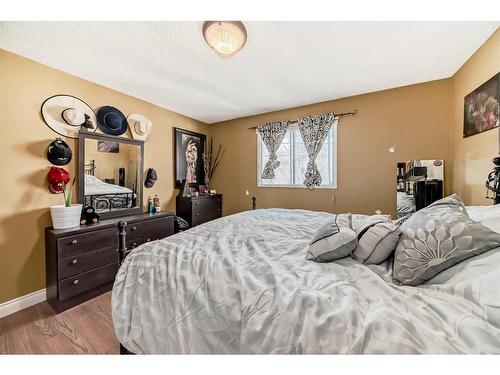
(192, 197, 222, 226)
(58, 245, 117, 280)
(143, 217, 174, 242)
(125, 222, 143, 240)
(192, 197, 218, 213)
(58, 262, 118, 301)
(57, 227, 117, 258)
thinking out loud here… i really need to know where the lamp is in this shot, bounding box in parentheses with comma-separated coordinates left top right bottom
(203, 21, 247, 56)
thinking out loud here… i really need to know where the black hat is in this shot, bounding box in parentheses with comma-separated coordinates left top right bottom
(47, 138, 72, 166)
(144, 168, 158, 188)
(96, 106, 128, 136)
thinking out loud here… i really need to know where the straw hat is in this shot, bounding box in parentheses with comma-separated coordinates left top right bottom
(41, 95, 97, 138)
(127, 114, 152, 141)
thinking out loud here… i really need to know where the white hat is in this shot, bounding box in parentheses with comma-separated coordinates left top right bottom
(127, 114, 152, 141)
(41, 95, 97, 138)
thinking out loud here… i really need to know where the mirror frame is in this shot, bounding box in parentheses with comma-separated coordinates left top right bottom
(78, 130, 145, 219)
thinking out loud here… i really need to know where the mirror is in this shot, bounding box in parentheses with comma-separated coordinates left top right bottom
(78, 131, 144, 218)
(396, 160, 444, 218)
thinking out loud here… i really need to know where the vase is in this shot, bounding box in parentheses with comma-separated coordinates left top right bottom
(50, 204, 83, 229)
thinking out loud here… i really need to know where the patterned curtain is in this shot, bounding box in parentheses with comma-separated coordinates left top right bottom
(257, 120, 290, 179)
(297, 113, 338, 188)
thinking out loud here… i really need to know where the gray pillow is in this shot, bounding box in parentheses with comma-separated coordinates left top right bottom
(353, 214, 391, 237)
(307, 214, 357, 262)
(393, 194, 500, 286)
(353, 222, 401, 264)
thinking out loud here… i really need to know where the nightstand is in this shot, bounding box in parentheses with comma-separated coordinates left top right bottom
(176, 194, 222, 227)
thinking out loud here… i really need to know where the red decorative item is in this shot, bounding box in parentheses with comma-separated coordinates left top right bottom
(47, 166, 70, 194)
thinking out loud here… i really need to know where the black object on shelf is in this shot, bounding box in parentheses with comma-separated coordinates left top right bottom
(405, 166, 428, 182)
(119, 168, 125, 187)
(414, 179, 443, 211)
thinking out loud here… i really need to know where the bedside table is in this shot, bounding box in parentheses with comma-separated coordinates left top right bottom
(176, 194, 222, 227)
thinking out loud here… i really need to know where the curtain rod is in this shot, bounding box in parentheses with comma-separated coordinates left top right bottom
(247, 109, 357, 130)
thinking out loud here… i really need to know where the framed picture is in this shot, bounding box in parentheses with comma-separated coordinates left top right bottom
(463, 72, 499, 138)
(97, 140, 119, 153)
(174, 128, 206, 187)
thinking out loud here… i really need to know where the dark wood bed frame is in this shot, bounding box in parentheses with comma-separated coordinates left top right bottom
(117, 221, 133, 354)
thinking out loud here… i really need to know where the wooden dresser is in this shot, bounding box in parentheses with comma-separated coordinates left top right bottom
(45, 212, 174, 313)
(176, 194, 222, 227)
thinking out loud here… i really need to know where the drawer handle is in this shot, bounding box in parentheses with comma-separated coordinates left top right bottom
(132, 226, 137, 231)
(146, 238, 150, 242)
(72, 259, 78, 264)
(196, 213, 200, 216)
(73, 279, 79, 285)
(195, 202, 199, 205)
(72, 240, 78, 245)
(132, 242, 137, 247)
(217, 208, 221, 212)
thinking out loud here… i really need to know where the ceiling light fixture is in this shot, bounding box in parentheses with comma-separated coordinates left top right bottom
(202, 21, 247, 56)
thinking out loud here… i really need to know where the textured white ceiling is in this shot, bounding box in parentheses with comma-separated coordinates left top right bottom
(0, 22, 498, 123)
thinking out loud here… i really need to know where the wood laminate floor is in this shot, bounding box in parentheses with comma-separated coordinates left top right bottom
(0, 292, 119, 354)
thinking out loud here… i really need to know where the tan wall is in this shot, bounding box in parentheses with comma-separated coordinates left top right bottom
(450, 29, 500, 204)
(0, 49, 209, 304)
(210, 79, 452, 217)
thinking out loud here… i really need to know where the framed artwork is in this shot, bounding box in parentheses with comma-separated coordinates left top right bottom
(463, 72, 499, 138)
(97, 140, 119, 153)
(174, 128, 205, 187)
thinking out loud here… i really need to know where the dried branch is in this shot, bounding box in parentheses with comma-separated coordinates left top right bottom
(202, 138, 225, 183)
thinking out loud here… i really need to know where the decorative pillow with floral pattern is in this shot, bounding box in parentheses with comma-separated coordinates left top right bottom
(393, 194, 500, 286)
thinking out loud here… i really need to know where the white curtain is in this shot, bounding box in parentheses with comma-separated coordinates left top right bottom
(297, 113, 337, 188)
(257, 120, 290, 179)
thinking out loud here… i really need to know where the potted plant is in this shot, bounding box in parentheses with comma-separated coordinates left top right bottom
(49, 177, 82, 229)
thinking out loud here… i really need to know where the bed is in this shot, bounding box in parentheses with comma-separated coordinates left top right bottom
(84, 173, 134, 212)
(396, 191, 416, 218)
(111, 207, 500, 354)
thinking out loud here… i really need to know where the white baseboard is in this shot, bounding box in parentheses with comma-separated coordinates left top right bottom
(0, 289, 47, 319)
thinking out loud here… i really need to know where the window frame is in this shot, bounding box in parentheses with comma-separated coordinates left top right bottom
(256, 123, 338, 189)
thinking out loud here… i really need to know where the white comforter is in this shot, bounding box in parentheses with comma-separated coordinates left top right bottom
(85, 174, 132, 196)
(112, 209, 500, 354)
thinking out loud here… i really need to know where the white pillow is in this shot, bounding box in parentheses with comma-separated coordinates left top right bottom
(467, 204, 500, 233)
(467, 204, 500, 221)
(479, 218, 500, 234)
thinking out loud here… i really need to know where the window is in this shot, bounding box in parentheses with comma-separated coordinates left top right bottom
(257, 124, 337, 188)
